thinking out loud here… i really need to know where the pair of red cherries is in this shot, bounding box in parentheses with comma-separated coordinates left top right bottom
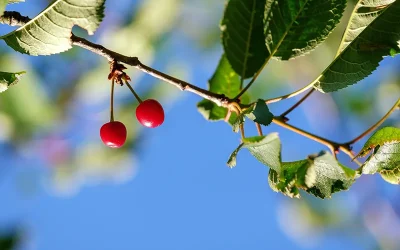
(100, 99, 164, 148)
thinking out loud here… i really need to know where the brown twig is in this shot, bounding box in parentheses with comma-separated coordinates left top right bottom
(280, 89, 315, 118)
(345, 98, 400, 145)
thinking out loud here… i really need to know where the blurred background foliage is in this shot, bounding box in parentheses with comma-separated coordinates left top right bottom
(0, 0, 399, 250)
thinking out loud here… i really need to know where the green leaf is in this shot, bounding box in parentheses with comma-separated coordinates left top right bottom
(243, 133, 281, 173)
(362, 142, 400, 184)
(231, 112, 245, 133)
(197, 54, 241, 124)
(227, 143, 244, 168)
(221, 0, 268, 78)
(226, 133, 281, 172)
(245, 99, 273, 126)
(0, 0, 106, 55)
(358, 128, 400, 184)
(0, 71, 25, 93)
(268, 160, 309, 198)
(337, 0, 395, 53)
(269, 152, 356, 199)
(314, 1, 400, 92)
(357, 127, 400, 157)
(306, 152, 355, 198)
(265, 0, 347, 60)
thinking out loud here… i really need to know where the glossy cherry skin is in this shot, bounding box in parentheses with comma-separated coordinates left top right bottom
(136, 99, 165, 128)
(100, 121, 127, 148)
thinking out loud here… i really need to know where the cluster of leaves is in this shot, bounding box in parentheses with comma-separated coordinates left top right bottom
(198, 0, 400, 198)
(228, 127, 399, 199)
(199, 0, 400, 122)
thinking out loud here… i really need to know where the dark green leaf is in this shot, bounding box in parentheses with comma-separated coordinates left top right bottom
(337, 0, 395, 53)
(314, 1, 400, 92)
(0, 0, 106, 55)
(0, 71, 25, 93)
(357, 127, 400, 157)
(245, 99, 273, 126)
(266, 0, 347, 60)
(221, 0, 268, 78)
(362, 142, 400, 184)
(268, 152, 355, 199)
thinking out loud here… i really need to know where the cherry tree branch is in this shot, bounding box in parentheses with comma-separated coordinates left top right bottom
(272, 117, 362, 166)
(280, 89, 315, 118)
(344, 98, 400, 145)
(0, 11, 396, 167)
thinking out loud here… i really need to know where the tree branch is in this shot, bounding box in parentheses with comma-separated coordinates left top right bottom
(280, 89, 315, 118)
(0, 11, 391, 168)
(0, 11, 234, 108)
(272, 116, 362, 166)
(345, 98, 400, 145)
(71, 34, 232, 107)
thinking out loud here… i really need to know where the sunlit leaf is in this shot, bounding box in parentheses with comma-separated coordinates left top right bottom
(269, 152, 355, 199)
(266, 0, 346, 60)
(305, 152, 355, 198)
(0, 71, 25, 93)
(0, 0, 106, 55)
(357, 127, 400, 157)
(314, 1, 400, 92)
(337, 0, 396, 53)
(245, 133, 281, 173)
(226, 133, 281, 173)
(359, 128, 400, 184)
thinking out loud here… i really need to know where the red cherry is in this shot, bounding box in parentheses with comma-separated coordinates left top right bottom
(100, 121, 127, 148)
(136, 99, 165, 128)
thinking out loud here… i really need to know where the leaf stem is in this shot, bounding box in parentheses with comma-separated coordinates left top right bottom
(110, 78, 115, 122)
(124, 80, 143, 103)
(265, 79, 317, 104)
(345, 98, 400, 145)
(235, 75, 258, 100)
(280, 89, 315, 118)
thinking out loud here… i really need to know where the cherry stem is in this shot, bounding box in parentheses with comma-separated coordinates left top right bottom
(110, 78, 115, 122)
(125, 80, 143, 103)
